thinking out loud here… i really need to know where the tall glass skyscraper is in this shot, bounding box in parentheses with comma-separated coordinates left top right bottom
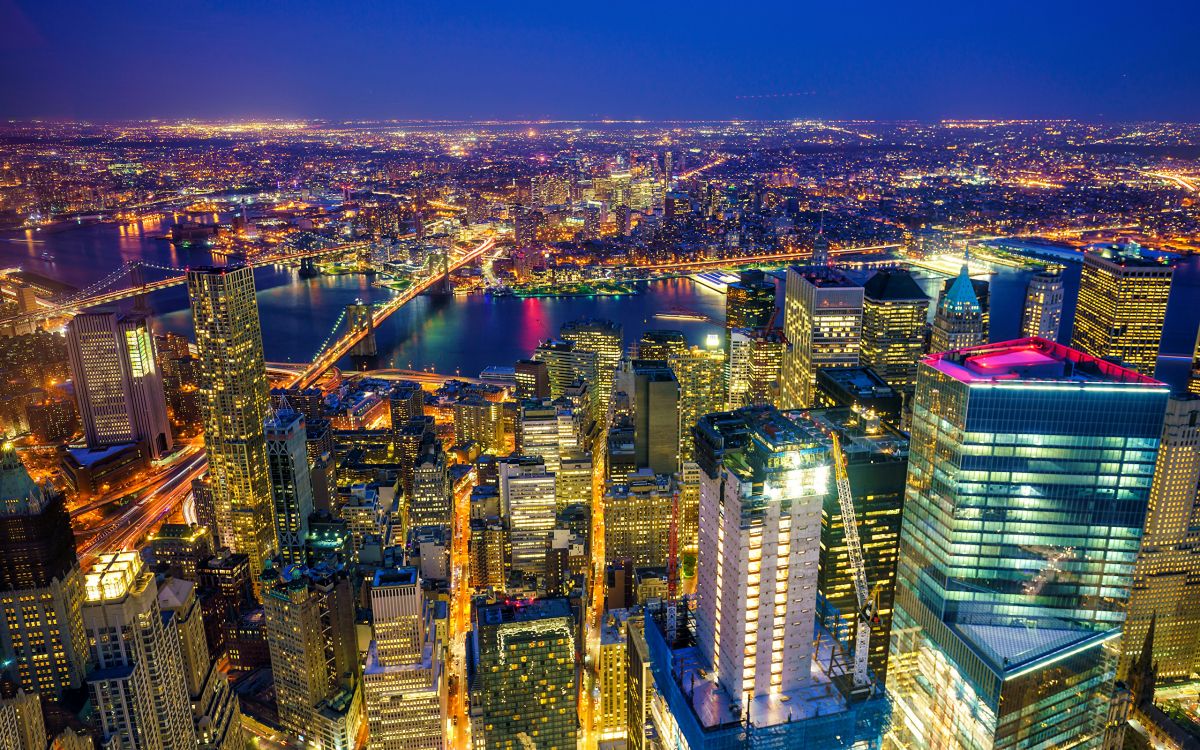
(887, 338, 1170, 750)
(187, 265, 276, 595)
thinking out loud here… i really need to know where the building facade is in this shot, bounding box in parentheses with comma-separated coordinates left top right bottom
(781, 267, 863, 409)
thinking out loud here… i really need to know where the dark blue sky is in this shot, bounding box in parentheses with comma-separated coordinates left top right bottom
(2, 0, 1197, 121)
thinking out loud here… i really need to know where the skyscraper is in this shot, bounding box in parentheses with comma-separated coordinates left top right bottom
(66, 310, 173, 459)
(693, 406, 829, 700)
(1020, 268, 1064, 341)
(604, 471, 673, 567)
(187, 265, 276, 590)
(514, 359, 551, 400)
(498, 456, 557, 577)
(533, 339, 600, 417)
(262, 565, 364, 750)
(560, 318, 623, 403)
(781, 266, 863, 408)
(83, 552, 195, 750)
(860, 269, 929, 391)
(724, 270, 776, 330)
(1071, 243, 1174, 376)
(1189, 325, 1200, 396)
(929, 265, 987, 354)
(157, 578, 245, 750)
(363, 568, 443, 750)
(472, 599, 577, 750)
(632, 360, 679, 475)
(0, 440, 87, 697)
(409, 447, 451, 529)
(809, 408, 906, 687)
(887, 338, 1170, 750)
(636, 330, 687, 361)
(670, 343, 726, 462)
(265, 404, 313, 567)
(1122, 394, 1200, 681)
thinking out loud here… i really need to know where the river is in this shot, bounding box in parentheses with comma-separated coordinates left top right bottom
(3, 217, 1198, 390)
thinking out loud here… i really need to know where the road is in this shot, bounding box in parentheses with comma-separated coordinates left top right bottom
(77, 451, 209, 566)
(579, 434, 608, 750)
(445, 467, 477, 750)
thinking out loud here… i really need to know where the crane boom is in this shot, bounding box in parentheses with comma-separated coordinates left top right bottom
(830, 434, 875, 691)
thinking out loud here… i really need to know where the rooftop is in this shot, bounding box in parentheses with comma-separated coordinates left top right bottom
(863, 269, 929, 302)
(925, 337, 1165, 386)
(1083, 241, 1176, 269)
(817, 366, 896, 398)
(477, 596, 572, 626)
(789, 265, 860, 289)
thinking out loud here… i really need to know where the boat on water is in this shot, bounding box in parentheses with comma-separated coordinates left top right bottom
(654, 307, 710, 322)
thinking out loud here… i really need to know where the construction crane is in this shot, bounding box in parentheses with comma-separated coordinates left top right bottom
(830, 433, 880, 693)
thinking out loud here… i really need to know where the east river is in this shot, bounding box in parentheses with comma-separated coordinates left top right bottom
(3, 216, 1198, 390)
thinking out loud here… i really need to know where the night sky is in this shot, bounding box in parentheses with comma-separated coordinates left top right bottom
(2, 0, 1198, 121)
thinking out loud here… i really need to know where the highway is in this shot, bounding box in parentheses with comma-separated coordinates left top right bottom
(627, 243, 901, 273)
(77, 450, 209, 566)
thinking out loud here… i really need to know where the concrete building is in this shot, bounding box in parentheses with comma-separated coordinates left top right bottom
(860, 269, 929, 392)
(632, 360, 679, 475)
(1020, 268, 1064, 341)
(265, 404, 313, 566)
(781, 267, 863, 409)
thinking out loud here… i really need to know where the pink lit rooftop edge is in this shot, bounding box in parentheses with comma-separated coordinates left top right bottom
(923, 337, 1166, 386)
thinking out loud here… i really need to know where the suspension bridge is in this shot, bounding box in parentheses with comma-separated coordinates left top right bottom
(289, 237, 495, 388)
(0, 234, 372, 327)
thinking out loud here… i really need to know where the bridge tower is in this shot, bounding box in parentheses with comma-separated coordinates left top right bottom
(298, 256, 318, 278)
(346, 300, 377, 360)
(440, 246, 451, 294)
(128, 261, 151, 315)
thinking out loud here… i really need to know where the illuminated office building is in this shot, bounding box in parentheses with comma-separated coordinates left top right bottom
(1071, 243, 1174, 376)
(453, 396, 505, 453)
(929, 265, 987, 354)
(1020, 269, 1064, 341)
(498, 456, 557, 577)
(781, 267, 863, 408)
(860, 269, 929, 391)
(887, 338, 1170, 750)
(561, 318, 623, 403)
(265, 404, 313, 566)
(728, 328, 787, 409)
(0, 679, 44, 750)
(533, 339, 599, 416)
(637, 330, 687, 361)
(809, 408, 906, 686)
(187, 265, 276, 591)
(363, 568, 443, 750)
(670, 342, 726, 462)
(693, 407, 830, 699)
(1122, 394, 1200, 681)
(147, 523, 214, 581)
(514, 359, 550, 399)
(598, 609, 635, 741)
(409, 447, 450, 529)
(263, 565, 364, 750)
(725, 270, 776, 330)
(557, 452, 593, 508)
(0, 440, 87, 697)
(157, 578, 245, 750)
(82, 552, 195, 750)
(388, 383, 424, 426)
(604, 470, 673, 567)
(472, 599, 577, 750)
(66, 310, 173, 459)
(632, 360, 679, 475)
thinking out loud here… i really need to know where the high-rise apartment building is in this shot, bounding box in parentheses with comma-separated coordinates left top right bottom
(781, 267, 863, 408)
(887, 338, 1170, 750)
(157, 578, 245, 750)
(0, 441, 87, 697)
(187, 265, 276, 590)
(82, 552, 195, 750)
(66, 310, 173, 459)
(860, 269, 929, 391)
(453, 396, 505, 453)
(670, 344, 726, 462)
(262, 565, 364, 750)
(363, 567, 443, 750)
(514, 359, 550, 400)
(604, 470, 673, 567)
(1122, 394, 1200, 680)
(929, 265, 987, 354)
(725, 270, 776, 330)
(265, 404, 313, 566)
(1071, 243, 1174, 376)
(632, 360, 679, 475)
(560, 318, 623, 403)
(472, 599, 577, 750)
(727, 328, 787, 409)
(1020, 268, 1064, 341)
(693, 407, 830, 700)
(498, 456, 557, 577)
